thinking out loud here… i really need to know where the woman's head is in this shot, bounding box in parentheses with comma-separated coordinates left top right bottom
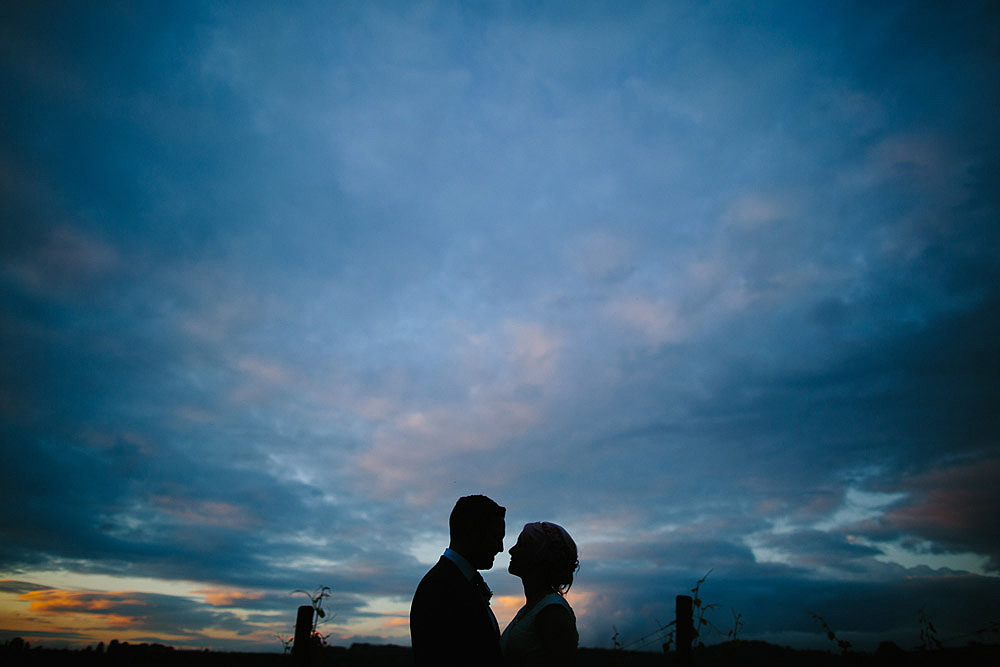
(508, 522, 579, 594)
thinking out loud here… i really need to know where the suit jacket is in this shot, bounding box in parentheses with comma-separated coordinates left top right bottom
(410, 556, 503, 667)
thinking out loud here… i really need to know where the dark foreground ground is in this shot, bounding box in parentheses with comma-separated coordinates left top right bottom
(3, 640, 1000, 666)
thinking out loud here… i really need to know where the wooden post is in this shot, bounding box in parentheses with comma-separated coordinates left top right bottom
(676, 594, 693, 666)
(292, 604, 314, 664)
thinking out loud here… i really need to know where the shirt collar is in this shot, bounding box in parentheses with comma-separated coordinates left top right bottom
(442, 548, 476, 581)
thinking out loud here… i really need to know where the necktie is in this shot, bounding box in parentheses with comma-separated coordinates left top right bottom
(472, 572, 493, 603)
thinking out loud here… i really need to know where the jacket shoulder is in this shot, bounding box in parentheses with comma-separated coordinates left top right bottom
(416, 557, 462, 591)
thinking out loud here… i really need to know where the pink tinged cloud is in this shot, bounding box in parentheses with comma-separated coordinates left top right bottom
(878, 458, 1000, 565)
(152, 496, 259, 530)
(192, 588, 267, 606)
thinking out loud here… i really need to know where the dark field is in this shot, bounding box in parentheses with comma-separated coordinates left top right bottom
(4, 640, 1000, 667)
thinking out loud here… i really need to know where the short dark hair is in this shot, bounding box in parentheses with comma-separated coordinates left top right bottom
(449, 495, 505, 540)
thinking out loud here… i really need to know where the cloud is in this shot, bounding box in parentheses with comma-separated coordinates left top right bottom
(569, 231, 633, 283)
(0, 579, 49, 594)
(150, 497, 259, 531)
(751, 530, 883, 571)
(605, 297, 687, 347)
(3, 226, 119, 296)
(866, 458, 1000, 570)
(722, 194, 797, 229)
(6, 586, 309, 648)
(23, 590, 144, 615)
(189, 588, 267, 607)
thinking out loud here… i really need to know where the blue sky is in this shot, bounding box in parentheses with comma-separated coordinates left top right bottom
(1, 0, 998, 652)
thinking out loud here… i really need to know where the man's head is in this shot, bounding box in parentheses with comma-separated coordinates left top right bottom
(448, 495, 506, 570)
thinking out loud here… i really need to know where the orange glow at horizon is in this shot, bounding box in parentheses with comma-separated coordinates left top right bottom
(490, 595, 522, 629)
(21, 589, 146, 614)
(2, 577, 603, 650)
(0, 584, 288, 649)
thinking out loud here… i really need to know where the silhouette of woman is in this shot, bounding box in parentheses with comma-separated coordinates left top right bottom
(500, 522, 580, 666)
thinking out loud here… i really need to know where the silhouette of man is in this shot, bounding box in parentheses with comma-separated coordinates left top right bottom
(410, 495, 506, 667)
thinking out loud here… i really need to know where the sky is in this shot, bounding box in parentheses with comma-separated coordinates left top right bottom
(1, 0, 999, 654)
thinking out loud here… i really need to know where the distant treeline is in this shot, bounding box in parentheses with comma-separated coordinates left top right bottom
(4, 638, 1000, 666)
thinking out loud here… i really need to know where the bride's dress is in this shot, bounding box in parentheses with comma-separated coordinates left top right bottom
(500, 592, 578, 666)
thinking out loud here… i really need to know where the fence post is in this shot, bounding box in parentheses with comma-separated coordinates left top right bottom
(675, 594, 693, 666)
(292, 604, 314, 664)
